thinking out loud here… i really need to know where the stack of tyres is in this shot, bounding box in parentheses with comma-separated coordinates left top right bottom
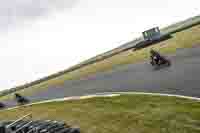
(2, 120, 80, 133)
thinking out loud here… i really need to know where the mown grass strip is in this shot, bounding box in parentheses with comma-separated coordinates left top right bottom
(1, 94, 200, 133)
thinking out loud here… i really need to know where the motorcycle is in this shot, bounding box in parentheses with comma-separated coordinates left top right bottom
(150, 54, 171, 69)
(15, 93, 30, 105)
(0, 102, 5, 108)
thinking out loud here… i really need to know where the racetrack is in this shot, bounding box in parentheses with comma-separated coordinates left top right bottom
(2, 46, 200, 107)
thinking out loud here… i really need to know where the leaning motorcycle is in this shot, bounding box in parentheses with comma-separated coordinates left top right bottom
(150, 55, 171, 69)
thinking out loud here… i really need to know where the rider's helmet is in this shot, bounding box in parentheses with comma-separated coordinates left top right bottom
(150, 49, 156, 56)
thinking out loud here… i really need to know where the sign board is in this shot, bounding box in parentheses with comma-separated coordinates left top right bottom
(142, 27, 161, 41)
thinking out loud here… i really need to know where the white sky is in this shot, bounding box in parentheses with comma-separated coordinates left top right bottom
(0, 0, 199, 90)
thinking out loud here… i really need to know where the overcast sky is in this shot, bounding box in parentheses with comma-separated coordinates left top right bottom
(0, 0, 199, 90)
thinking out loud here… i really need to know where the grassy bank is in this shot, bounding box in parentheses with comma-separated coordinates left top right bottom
(1, 94, 200, 133)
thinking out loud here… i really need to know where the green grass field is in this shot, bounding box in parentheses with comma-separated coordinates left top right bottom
(1, 94, 200, 133)
(0, 24, 200, 101)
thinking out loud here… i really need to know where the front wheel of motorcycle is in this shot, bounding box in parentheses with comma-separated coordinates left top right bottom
(166, 60, 171, 66)
(150, 61, 154, 66)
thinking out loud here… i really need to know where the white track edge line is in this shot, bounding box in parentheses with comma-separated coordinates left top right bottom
(2, 92, 200, 111)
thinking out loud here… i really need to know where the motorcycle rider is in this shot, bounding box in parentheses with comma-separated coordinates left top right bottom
(150, 49, 161, 65)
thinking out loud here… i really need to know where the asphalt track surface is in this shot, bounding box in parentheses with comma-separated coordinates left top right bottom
(2, 47, 200, 107)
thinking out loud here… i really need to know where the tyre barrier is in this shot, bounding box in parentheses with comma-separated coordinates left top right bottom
(0, 119, 80, 133)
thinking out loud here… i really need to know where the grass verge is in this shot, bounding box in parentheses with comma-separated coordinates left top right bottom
(1, 94, 200, 133)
